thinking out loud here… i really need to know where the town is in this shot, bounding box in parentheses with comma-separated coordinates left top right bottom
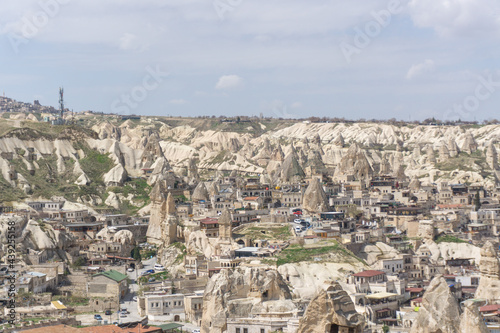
(0, 110, 499, 333)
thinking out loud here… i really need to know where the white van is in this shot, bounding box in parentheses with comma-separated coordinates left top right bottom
(154, 263, 165, 271)
(294, 226, 303, 233)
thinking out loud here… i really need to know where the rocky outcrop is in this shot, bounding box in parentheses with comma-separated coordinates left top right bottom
(462, 131, 478, 154)
(459, 300, 488, 333)
(335, 143, 373, 182)
(475, 241, 500, 300)
(275, 145, 305, 183)
(147, 156, 172, 186)
(302, 178, 329, 213)
(410, 276, 460, 333)
(192, 182, 209, 202)
(486, 141, 498, 170)
(146, 180, 168, 245)
(447, 139, 458, 158)
(200, 267, 294, 333)
(103, 164, 128, 187)
(297, 282, 364, 333)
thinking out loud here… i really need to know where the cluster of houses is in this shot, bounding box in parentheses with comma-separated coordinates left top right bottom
(4, 166, 500, 332)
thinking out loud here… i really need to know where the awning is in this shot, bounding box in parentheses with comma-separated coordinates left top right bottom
(366, 292, 398, 300)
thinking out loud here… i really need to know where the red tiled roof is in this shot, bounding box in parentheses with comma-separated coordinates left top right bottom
(244, 196, 259, 201)
(412, 297, 423, 303)
(353, 270, 385, 278)
(406, 287, 424, 293)
(480, 304, 500, 312)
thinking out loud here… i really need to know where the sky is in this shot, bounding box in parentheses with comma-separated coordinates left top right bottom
(0, 0, 499, 121)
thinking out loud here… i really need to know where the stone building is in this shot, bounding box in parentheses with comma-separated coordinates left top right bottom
(87, 269, 129, 301)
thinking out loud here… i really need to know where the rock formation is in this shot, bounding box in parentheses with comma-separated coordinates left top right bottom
(333, 134, 345, 147)
(448, 138, 459, 157)
(192, 181, 209, 202)
(200, 267, 295, 333)
(302, 178, 329, 213)
(147, 156, 172, 186)
(438, 142, 450, 161)
(410, 276, 461, 333)
(486, 141, 498, 170)
(275, 145, 305, 183)
(146, 180, 168, 245)
(409, 177, 421, 191)
(459, 300, 488, 333)
(103, 164, 128, 187)
(217, 208, 232, 242)
(297, 282, 365, 333)
(462, 131, 478, 154)
(160, 192, 178, 246)
(475, 241, 500, 300)
(140, 133, 163, 168)
(335, 143, 373, 182)
(426, 145, 436, 164)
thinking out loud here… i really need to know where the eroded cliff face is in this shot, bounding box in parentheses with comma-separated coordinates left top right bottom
(410, 276, 460, 333)
(3, 119, 500, 205)
(475, 241, 500, 300)
(200, 267, 295, 333)
(297, 282, 365, 333)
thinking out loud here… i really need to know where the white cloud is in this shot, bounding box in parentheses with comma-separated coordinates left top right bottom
(406, 59, 435, 79)
(408, 0, 500, 37)
(169, 99, 187, 105)
(119, 33, 137, 50)
(215, 75, 243, 90)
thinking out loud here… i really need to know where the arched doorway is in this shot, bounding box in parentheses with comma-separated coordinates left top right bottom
(174, 315, 180, 322)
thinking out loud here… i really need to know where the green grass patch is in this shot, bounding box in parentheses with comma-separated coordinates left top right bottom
(435, 235, 468, 244)
(52, 295, 90, 307)
(276, 242, 366, 266)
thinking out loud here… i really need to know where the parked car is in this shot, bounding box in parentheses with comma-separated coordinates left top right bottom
(148, 278, 156, 283)
(120, 312, 127, 318)
(154, 264, 165, 271)
(293, 219, 303, 224)
(127, 267, 134, 272)
(141, 269, 155, 276)
(132, 296, 138, 302)
(294, 225, 305, 233)
(300, 221, 311, 228)
(94, 314, 103, 321)
(192, 330, 200, 333)
(120, 308, 129, 314)
(105, 310, 112, 315)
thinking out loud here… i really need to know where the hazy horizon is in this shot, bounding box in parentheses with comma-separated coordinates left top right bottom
(1, 0, 499, 121)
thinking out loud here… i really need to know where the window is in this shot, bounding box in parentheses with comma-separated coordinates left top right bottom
(244, 329, 248, 333)
(236, 329, 240, 333)
(261, 329, 265, 333)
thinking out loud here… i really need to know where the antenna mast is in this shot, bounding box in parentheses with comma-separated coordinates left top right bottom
(59, 87, 64, 118)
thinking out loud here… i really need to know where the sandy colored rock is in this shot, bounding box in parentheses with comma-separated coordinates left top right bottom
(103, 163, 128, 186)
(475, 241, 500, 300)
(410, 276, 460, 333)
(302, 178, 329, 213)
(462, 131, 478, 154)
(192, 181, 209, 202)
(297, 282, 364, 333)
(459, 300, 488, 333)
(200, 267, 294, 333)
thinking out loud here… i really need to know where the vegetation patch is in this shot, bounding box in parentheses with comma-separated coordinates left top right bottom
(434, 235, 468, 244)
(275, 242, 365, 266)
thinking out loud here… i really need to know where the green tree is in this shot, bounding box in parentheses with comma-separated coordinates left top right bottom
(71, 256, 86, 270)
(382, 325, 390, 333)
(131, 247, 142, 261)
(475, 189, 481, 211)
